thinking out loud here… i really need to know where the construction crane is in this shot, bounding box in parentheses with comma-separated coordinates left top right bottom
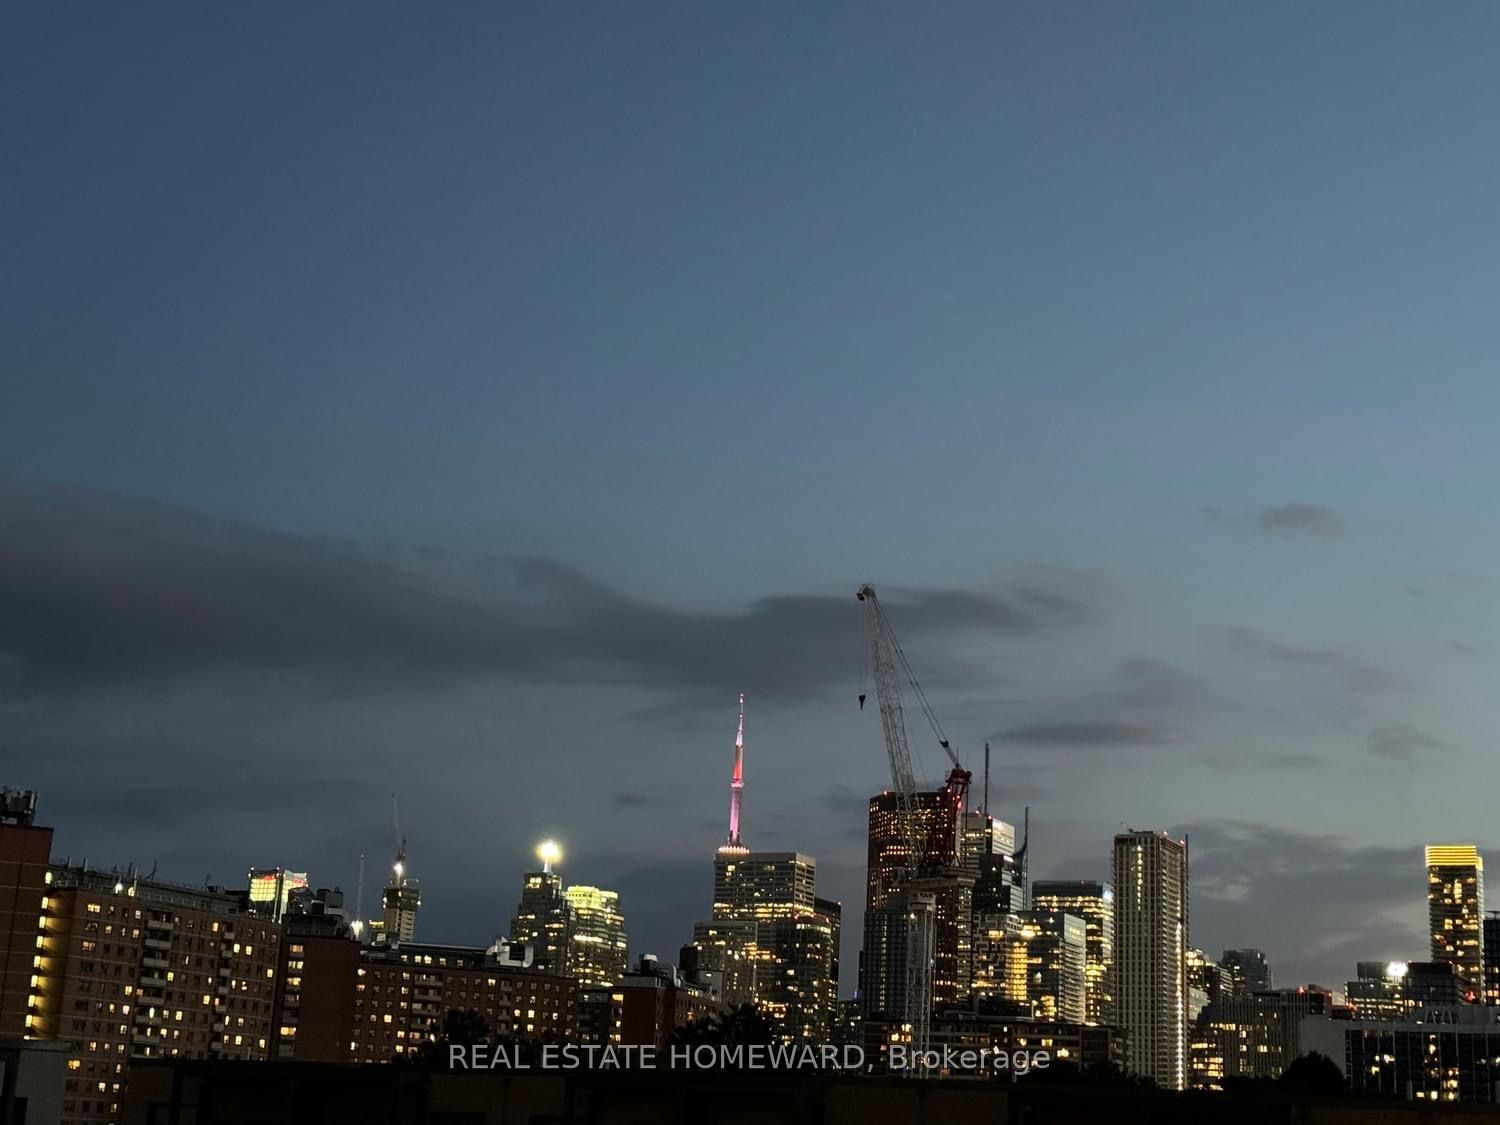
(857, 584, 971, 1067)
(391, 794, 407, 881)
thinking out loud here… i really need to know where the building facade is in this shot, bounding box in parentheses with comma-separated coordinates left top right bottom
(1112, 830, 1189, 1090)
(1032, 881, 1114, 1026)
(32, 868, 280, 1125)
(511, 869, 572, 974)
(276, 936, 576, 1063)
(1190, 986, 1337, 1089)
(1427, 844, 1484, 995)
(862, 791, 972, 1016)
(693, 851, 839, 1042)
(1219, 948, 1272, 995)
(246, 868, 309, 924)
(1302, 1004, 1500, 1103)
(562, 885, 628, 988)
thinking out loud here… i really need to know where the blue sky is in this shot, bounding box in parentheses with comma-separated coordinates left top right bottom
(6, 1, 1500, 991)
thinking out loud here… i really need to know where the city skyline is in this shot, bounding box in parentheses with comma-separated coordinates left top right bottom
(11, 1, 1500, 998)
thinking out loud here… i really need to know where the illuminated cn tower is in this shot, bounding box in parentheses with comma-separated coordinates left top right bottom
(722, 692, 748, 853)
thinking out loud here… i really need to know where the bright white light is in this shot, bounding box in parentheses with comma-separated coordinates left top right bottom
(1386, 961, 1409, 979)
(537, 840, 562, 869)
(393, 861, 404, 879)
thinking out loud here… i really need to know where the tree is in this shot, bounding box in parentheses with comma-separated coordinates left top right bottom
(414, 1007, 493, 1066)
(668, 1004, 775, 1056)
(1281, 1051, 1345, 1097)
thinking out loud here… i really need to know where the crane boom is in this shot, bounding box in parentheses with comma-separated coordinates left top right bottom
(858, 583, 966, 1071)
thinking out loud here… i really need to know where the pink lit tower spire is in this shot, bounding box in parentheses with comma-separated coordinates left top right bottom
(722, 692, 748, 853)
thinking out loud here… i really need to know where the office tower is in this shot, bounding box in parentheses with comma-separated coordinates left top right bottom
(1112, 829, 1189, 1090)
(1427, 844, 1485, 994)
(966, 812, 1025, 913)
(1406, 960, 1463, 1005)
(1027, 910, 1088, 1024)
(247, 867, 309, 923)
(0, 789, 50, 1039)
(1219, 948, 1273, 995)
(276, 935, 576, 1061)
(862, 790, 973, 1015)
(714, 851, 816, 917)
(1185, 947, 1231, 1024)
(562, 884, 628, 987)
(510, 842, 573, 973)
(703, 850, 839, 1040)
(1346, 961, 1414, 1021)
(968, 909, 1029, 1009)
(756, 897, 841, 1040)
(1190, 986, 1336, 1089)
(1033, 881, 1115, 1025)
(688, 918, 758, 1006)
(1485, 915, 1500, 1006)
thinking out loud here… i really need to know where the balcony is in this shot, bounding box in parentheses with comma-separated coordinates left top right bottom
(143, 936, 171, 952)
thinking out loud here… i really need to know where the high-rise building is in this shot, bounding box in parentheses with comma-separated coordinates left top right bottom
(0, 789, 50, 1039)
(510, 842, 573, 974)
(34, 867, 281, 1125)
(1427, 844, 1485, 995)
(965, 813, 1025, 914)
(562, 885, 628, 987)
(1112, 829, 1189, 1090)
(3, 796, 281, 1125)
(703, 850, 839, 1040)
(1485, 915, 1500, 1006)
(247, 867, 309, 924)
(757, 897, 841, 1040)
(1219, 948, 1273, 995)
(862, 790, 973, 1015)
(1185, 947, 1232, 1024)
(1032, 881, 1114, 1026)
(1027, 910, 1088, 1024)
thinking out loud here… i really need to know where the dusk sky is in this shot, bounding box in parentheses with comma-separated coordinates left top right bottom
(6, 2, 1500, 993)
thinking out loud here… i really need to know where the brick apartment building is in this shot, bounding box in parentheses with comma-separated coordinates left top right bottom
(275, 935, 577, 1062)
(2, 792, 280, 1125)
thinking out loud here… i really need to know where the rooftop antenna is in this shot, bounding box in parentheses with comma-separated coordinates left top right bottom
(391, 794, 407, 881)
(983, 741, 991, 817)
(352, 853, 366, 941)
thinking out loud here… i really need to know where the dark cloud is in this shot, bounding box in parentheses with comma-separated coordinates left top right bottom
(1212, 625, 1408, 695)
(1264, 751, 1321, 769)
(1183, 820, 1428, 986)
(1367, 721, 1447, 761)
(612, 792, 650, 808)
(0, 482, 1098, 703)
(1202, 503, 1345, 537)
(994, 720, 1170, 747)
(987, 656, 1217, 754)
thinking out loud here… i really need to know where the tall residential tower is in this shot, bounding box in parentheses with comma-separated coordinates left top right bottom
(1427, 844, 1485, 994)
(1113, 830, 1189, 1090)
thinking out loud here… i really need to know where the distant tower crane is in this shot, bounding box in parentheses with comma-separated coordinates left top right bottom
(857, 584, 971, 1067)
